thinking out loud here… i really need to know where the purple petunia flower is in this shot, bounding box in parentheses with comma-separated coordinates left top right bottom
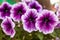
(0, 2, 12, 19)
(21, 0, 36, 5)
(56, 8, 60, 19)
(36, 9, 58, 34)
(1, 17, 15, 38)
(28, 1, 42, 13)
(56, 21, 60, 28)
(55, 8, 60, 28)
(22, 9, 38, 33)
(53, 4, 60, 28)
(56, 37, 60, 40)
(11, 2, 28, 22)
(22, 0, 36, 2)
(55, 10, 60, 28)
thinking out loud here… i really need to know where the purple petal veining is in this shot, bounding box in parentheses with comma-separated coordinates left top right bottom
(11, 2, 28, 22)
(1, 17, 15, 38)
(22, 9, 38, 33)
(28, 1, 42, 12)
(36, 9, 58, 34)
(0, 2, 12, 19)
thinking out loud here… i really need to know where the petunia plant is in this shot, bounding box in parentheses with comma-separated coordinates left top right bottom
(0, 0, 60, 40)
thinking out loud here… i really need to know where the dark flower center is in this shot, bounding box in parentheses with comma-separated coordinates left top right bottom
(5, 10, 8, 12)
(29, 17, 35, 22)
(18, 9, 22, 14)
(4, 8, 8, 13)
(43, 18, 49, 23)
(31, 5, 36, 9)
(6, 22, 12, 29)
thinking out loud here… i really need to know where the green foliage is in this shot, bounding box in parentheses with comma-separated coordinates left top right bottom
(0, 27, 12, 40)
(35, 32, 44, 40)
(0, 0, 4, 4)
(6, 0, 16, 5)
(0, 22, 60, 40)
(53, 28, 60, 38)
(1, 26, 60, 40)
(0, 0, 17, 5)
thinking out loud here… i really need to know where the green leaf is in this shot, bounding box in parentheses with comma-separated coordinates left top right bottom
(54, 28, 60, 38)
(35, 32, 44, 40)
(6, 0, 16, 5)
(0, 0, 4, 4)
(50, 32, 57, 38)
(14, 26, 21, 40)
(50, 28, 60, 39)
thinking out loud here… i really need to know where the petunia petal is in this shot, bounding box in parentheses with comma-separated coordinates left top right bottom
(1, 17, 15, 38)
(0, 2, 12, 19)
(22, 9, 38, 33)
(28, 1, 42, 13)
(11, 2, 28, 22)
(36, 9, 58, 34)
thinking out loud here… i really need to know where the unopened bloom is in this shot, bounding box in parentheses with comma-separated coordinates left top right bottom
(11, 2, 27, 22)
(0, 2, 12, 19)
(28, 1, 42, 12)
(22, 9, 38, 33)
(1, 17, 15, 38)
(36, 9, 58, 34)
